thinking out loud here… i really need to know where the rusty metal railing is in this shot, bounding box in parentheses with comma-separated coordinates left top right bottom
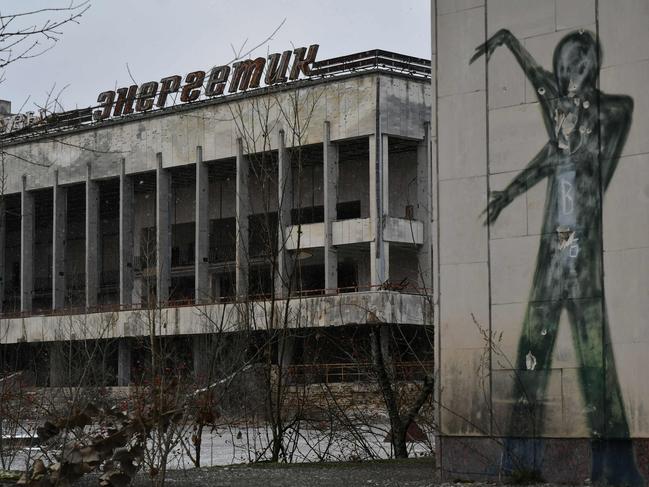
(286, 361, 434, 385)
(0, 282, 433, 321)
(311, 49, 431, 78)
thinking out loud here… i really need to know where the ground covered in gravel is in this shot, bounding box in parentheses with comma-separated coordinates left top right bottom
(152, 458, 437, 486)
(2, 458, 585, 486)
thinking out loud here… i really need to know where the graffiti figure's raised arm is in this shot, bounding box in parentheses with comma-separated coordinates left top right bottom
(470, 29, 558, 99)
(483, 142, 557, 225)
(600, 95, 634, 191)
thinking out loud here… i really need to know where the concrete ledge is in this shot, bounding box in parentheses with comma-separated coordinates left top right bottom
(0, 291, 432, 344)
(286, 217, 423, 250)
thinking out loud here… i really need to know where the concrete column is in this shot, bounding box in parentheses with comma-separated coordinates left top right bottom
(369, 134, 390, 286)
(275, 130, 292, 297)
(117, 339, 131, 386)
(119, 159, 134, 307)
(49, 342, 67, 387)
(20, 175, 34, 313)
(277, 333, 295, 377)
(323, 122, 339, 294)
(417, 123, 433, 291)
(379, 324, 395, 378)
(235, 139, 249, 299)
(0, 198, 5, 314)
(193, 335, 210, 384)
(86, 164, 100, 308)
(156, 153, 171, 305)
(52, 171, 67, 310)
(195, 146, 210, 304)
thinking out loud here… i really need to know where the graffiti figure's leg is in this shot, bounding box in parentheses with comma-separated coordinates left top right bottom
(504, 296, 562, 473)
(509, 298, 562, 436)
(566, 298, 644, 486)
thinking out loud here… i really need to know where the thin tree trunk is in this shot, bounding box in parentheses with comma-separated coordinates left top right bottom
(369, 327, 408, 458)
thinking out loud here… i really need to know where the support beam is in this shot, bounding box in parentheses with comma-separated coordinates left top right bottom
(0, 198, 5, 314)
(86, 164, 100, 308)
(275, 130, 292, 298)
(156, 153, 171, 306)
(235, 138, 249, 299)
(323, 121, 339, 294)
(52, 170, 67, 310)
(417, 123, 433, 291)
(20, 175, 34, 313)
(119, 158, 134, 306)
(193, 335, 210, 385)
(117, 339, 131, 386)
(277, 333, 295, 378)
(369, 134, 390, 286)
(195, 146, 210, 304)
(49, 342, 66, 388)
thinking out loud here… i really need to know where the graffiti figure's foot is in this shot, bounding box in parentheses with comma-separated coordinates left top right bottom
(591, 439, 645, 487)
(501, 438, 544, 478)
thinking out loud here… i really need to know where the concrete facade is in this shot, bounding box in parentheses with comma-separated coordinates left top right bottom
(433, 1, 649, 484)
(0, 57, 434, 400)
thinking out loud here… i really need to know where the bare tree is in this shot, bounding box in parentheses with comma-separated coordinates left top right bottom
(0, 2, 90, 84)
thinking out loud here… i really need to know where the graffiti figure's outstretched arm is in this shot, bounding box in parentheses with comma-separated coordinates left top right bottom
(470, 29, 558, 101)
(599, 95, 634, 191)
(484, 142, 557, 225)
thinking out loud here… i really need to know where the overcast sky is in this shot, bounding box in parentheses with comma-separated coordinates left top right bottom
(2, 1, 431, 113)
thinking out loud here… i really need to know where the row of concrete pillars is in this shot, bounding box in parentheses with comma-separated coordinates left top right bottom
(47, 335, 298, 388)
(5, 122, 432, 315)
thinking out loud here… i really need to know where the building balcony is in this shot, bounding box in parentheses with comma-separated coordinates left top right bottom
(285, 217, 424, 250)
(0, 290, 432, 345)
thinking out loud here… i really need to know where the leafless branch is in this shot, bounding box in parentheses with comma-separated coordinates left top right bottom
(0, 2, 91, 74)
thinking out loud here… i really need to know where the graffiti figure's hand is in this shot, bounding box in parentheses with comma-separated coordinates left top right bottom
(470, 29, 512, 64)
(482, 190, 509, 225)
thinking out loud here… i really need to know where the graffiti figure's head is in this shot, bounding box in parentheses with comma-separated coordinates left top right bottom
(553, 30, 600, 96)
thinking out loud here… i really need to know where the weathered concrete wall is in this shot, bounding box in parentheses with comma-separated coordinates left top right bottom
(434, 0, 649, 483)
(0, 291, 430, 344)
(3, 73, 430, 196)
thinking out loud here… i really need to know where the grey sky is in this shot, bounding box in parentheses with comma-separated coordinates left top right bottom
(2, 1, 430, 113)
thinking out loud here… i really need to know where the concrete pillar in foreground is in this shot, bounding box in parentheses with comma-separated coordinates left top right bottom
(195, 146, 210, 304)
(277, 333, 295, 378)
(119, 158, 134, 307)
(52, 170, 67, 310)
(369, 134, 390, 287)
(417, 123, 433, 291)
(49, 342, 67, 387)
(20, 175, 34, 313)
(156, 153, 171, 305)
(235, 138, 249, 299)
(323, 121, 339, 294)
(117, 339, 131, 386)
(193, 335, 210, 385)
(86, 163, 100, 308)
(0, 198, 6, 314)
(275, 130, 292, 298)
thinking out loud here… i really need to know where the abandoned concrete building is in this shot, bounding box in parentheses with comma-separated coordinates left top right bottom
(0, 50, 434, 389)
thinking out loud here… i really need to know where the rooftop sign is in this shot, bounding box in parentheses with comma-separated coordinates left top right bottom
(93, 45, 319, 121)
(1, 49, 431, 140)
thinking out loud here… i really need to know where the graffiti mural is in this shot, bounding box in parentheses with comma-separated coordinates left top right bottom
(470, 29, 644, 485)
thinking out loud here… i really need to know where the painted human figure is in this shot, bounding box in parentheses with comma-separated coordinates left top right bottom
(471, 30, 643, 485)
